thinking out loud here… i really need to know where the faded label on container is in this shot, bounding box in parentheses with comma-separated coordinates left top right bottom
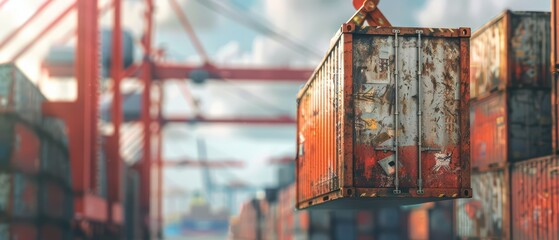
(432, 152, 452, 172)
(379, 46, 391, 59)
(378, 155, 404, 175)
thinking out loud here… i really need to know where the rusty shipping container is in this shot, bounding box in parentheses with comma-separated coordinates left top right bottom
(470, 89, 552, 170)
(552, 0, 559, 69)
(511, 156, 559, 239)
(296, 23, 471, 209)
(471, 11, 551, 99)
(455, 169, 509, 239)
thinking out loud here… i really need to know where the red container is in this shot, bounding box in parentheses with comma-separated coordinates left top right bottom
(0, 223, 38, 240)
(38, 224, 69, 240)
(471, 11, 551, 99)
(511, 155, 559, 239)
(230, 199, 268, 240)
(470, 89, 552, 170)
(455, 169, 509, 239)
(554, 0, 559, 68)
(296, 24, 471, 209)
(0, 172, 38, 218)
(39, 180, 72, 221)
(0, 117, 41, 174)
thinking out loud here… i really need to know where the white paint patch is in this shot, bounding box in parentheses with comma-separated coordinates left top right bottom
(433, 152, 452, 172)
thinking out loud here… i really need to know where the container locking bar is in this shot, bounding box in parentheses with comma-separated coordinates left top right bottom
(393, 29, 401, 195)
(416, 30, 424, 195)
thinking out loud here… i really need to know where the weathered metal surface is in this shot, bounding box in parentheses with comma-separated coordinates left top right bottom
(0, 172, 38, 218)
(39, 179, 72, 221)
(296, 24, 471, 209)
(554, 74, 559, 154)
(0, 118, 41, 174)
(471, 89, 551, 170)
(511, 156, 559, 240)
(297, 35, 344, 206)
(455, 169, 509, 239)
(553, 0, 559, 69)
(0, 63, 46, 125)
(0, 223, 37, 240)
(471, 11, 551, 99)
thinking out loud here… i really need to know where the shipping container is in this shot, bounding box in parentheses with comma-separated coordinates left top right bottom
(471, 11, 551, 99)
(407, 207, 429, 240)
(406, 201, 454, 240)
(296, 24, 471, 209)
(0, 172, 38, 219)
(427, 201, 453, 240)
(455, 169, 509, 239)
(470, 89, 552, 170)
(0, 63, 46, 126)
(230, 199, 268, 240)
(38, 224, 71, 240)
(553, 0, 559, 69)
(0, 117, 41, 174)
(511, 155, 559, 239)
(40, 138, 70, 184)
(38, 179, 72, 221)
(0, 223, 37, 240)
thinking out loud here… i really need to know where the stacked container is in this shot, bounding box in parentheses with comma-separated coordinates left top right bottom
(406, 202, 453, 240)
(457, 10, 553, 239)
(0, 63, 73, 239)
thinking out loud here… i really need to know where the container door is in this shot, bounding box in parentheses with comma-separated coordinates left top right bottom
(353, 31, 463, 193)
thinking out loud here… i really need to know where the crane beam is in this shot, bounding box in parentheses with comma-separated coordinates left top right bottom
(162, 115, 296, 125)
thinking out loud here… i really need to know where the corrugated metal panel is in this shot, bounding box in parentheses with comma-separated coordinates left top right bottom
(0, 63, 46, 125)
(555, 73, 559, 154)
(0, 173, 39, 218)
(509, 12, 551, 87)
(297, 37, 343, 205)
(0, 118, 41, 174)
(470, 89, 551, 170)
(553, 0, 559, 68)
(511, 156, 559, 239)
(297, 25, 471, 209)
(38, 224, 70, 240)
(455, 169, 509, 239)
(471, 11, 551, 100)
(0, 223, 37, 240)
(38, 179, 72, 222)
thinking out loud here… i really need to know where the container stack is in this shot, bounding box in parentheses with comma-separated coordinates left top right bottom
(0, 63, 73, 239)
(456, 11, 556, 239)
(229, 183, 413, 240)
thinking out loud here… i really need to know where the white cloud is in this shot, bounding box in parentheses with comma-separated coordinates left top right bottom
(416, 0, 550, 30)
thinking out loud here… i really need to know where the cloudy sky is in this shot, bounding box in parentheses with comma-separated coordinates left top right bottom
(0, 0, 552, 216)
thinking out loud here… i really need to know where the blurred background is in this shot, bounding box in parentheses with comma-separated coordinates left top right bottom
(0, 0, 555, 240)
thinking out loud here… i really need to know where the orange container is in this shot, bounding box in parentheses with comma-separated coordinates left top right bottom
(511, 156, 559, 239)
(296, 24, 471, 209)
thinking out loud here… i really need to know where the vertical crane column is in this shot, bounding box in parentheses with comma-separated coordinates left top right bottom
(108, 0, 124, 228)
(41, 0, 110, 236)
(142, 0, 154, 238)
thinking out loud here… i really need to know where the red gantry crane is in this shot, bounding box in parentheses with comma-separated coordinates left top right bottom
(0, 0, 314, 238)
